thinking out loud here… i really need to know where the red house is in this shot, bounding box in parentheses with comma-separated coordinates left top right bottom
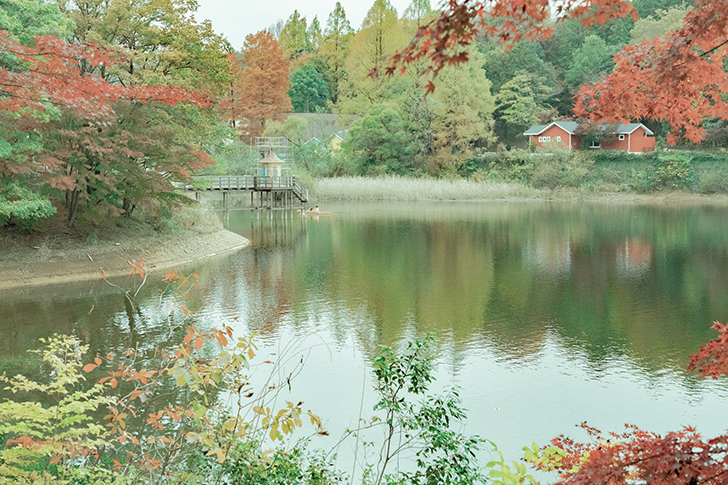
(524, 121, 656, 153)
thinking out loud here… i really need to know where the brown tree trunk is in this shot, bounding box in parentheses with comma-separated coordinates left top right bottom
(65, 188, 81, 228)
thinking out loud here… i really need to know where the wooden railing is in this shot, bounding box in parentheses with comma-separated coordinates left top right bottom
(181, 176, 308, 202)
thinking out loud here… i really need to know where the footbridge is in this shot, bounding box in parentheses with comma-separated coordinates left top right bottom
(181, 175, 309, 210)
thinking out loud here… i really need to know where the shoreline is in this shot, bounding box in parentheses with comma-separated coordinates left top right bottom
(0, 229, 249, 291)
(4, 193, 728, 291)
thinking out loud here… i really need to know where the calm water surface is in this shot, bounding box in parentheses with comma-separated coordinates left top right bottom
(3, 200, 728, 480)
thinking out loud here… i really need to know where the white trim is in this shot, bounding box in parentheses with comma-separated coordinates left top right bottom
(525, 121, 575, 136)
(618, 134, 625, 140)
(620, 124, 654, 136)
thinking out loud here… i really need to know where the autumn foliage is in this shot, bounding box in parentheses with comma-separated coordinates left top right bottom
(223, 31, 292, 139)
(385, 0, 728, 144)
(575, 0, 728, 143)
(0, 32, 209, 120)
(0, 29, 216, 226)
(526, 322, 728, 484)
(382, 0, 635, 93)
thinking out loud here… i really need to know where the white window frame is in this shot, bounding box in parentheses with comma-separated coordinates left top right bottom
(589, 140, 601, 149)
(538, 136, 543, 142)
(618, 134, 625, 141)
(556, 136, 562, 142)
(545, 136, 551, 142)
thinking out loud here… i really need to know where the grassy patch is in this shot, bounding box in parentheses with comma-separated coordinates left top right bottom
(312, 176, 547, 201)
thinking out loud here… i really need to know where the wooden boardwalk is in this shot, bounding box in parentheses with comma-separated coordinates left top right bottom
(181, 176, 309, 210)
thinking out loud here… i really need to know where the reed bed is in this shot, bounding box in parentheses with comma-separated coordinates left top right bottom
(312, 176, 549, 201)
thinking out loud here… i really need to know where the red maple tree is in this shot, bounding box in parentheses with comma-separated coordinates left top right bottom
(0, 32, 213, 226)
(381, 0, 634, 90)
(386, 0, 727, 143)
(574, 0, 728, 144)
(0, 33, 208, 121)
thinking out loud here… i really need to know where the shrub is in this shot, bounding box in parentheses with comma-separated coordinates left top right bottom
(697, 166, 728, 193)
(636, 154, 696, 192)
(0, 184, 56, 229)
(525, 151, 595, 189)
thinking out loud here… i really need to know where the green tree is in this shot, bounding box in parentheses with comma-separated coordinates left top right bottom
(279, 10, 309, 60)
(632, 0, 694, 18)
(354, 0, 403, 71)
(0, 335, 111, 476)
(403, 0, 434, 28)
(0, 0, 73, 44)
(319, 1, 353, 103)
(430, 50, 496, 174)
(289, 64, 330, 112)
(630, 5, 689, 44)
(340, 0, 408, 113)
(343, 103, 413, 175)
(481, 40, 556, 95)
(64, 0, 230, 95)
(495, 72, 551, 129)
(307, 15, 322, 51)
(358, 337, 486, 485)
(565, 35, 618, 90)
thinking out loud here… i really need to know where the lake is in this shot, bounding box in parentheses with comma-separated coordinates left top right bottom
(2, 199, 728, 481)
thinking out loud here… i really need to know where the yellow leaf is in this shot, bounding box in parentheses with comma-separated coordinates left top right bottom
(206, 448, 226, 463)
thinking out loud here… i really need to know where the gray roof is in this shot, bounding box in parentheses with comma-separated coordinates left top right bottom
(524, 121, 653, 136)
(523, 121, 578, 136)
(616, 123, 654, 135)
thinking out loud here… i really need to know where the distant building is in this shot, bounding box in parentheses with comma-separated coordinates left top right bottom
(524, 121, 655, 153)
(326, 130, 349, 150)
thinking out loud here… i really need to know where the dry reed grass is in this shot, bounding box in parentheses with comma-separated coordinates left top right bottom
(312, 176, 548, 201)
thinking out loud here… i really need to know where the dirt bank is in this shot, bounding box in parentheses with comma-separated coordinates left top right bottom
(0, 229, 248, 291)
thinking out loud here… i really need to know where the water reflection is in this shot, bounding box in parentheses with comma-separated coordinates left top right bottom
(2, 201, 728, 475)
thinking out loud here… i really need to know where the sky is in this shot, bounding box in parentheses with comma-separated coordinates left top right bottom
(194, 0, 414, 50)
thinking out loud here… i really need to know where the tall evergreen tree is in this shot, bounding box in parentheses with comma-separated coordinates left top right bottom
(279, 10, 309, 60)
(320, 2, 354, 103)
(341, 0, 407, 112)
(307, 16, 323, 51)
